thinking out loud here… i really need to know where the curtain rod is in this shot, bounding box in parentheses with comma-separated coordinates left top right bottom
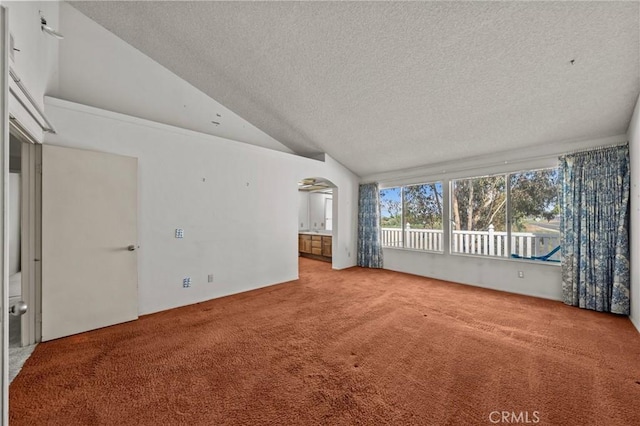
(369, 152, 561, 186)
(371, 138, 628, 186)
(9, 67, 56, 134)
(562, 142, 628, 157)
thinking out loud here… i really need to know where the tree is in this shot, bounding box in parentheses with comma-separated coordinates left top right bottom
(451, 169, 558, 232)
(380, 184, 444, 229)
(452, 176, 507, 231)
(380, 189, 402, 228)
(509, 170, 559, 231)
(404, 184, 443, 229)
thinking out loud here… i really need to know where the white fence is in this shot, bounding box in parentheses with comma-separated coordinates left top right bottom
(381, 226, 560, 261)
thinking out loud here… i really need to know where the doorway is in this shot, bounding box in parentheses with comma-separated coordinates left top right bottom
(7, 128, 40, 382)
(297, 177, 337, 267)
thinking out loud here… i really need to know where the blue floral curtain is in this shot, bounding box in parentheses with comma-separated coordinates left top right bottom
(559, 144, 630, 315)
(357, 183, 383, 268)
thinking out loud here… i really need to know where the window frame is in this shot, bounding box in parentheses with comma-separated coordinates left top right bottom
(450, 172, 508, 257)
(380, 181, 444, 253)
(449, 167, 560, 263)
(379, 164, 561, 265)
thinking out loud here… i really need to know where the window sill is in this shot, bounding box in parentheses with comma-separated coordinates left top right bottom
(381, 247, 561, 266)
(382, 246, 444, 255)
(449, 251, 561, 266)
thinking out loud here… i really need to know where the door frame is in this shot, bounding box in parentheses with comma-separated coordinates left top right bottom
(1, 4, 10, 424)
(12, 124, 41, 346)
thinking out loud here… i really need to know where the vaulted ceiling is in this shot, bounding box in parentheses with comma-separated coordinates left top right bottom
(70, 1, 639, 177)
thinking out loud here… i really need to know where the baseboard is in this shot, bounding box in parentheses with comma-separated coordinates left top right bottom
(630, 315, 640, 334)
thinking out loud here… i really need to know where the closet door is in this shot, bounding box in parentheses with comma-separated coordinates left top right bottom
(41, 145, 138, 341)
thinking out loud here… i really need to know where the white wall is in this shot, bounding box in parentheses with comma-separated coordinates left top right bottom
(54, 2, 292, 154)
(44, 98, 358, 315)
(298, 191, 309, 230)
(4, 0, 60, 141)
(384, 250, 563, 300)
(364, 133, 629, 301)
(5, 1, 59, 105)
(628, 94, 640, 333)
(2, 0, 359, 318)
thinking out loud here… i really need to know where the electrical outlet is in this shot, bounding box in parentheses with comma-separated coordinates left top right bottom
(175, 228, 184, 238)
(183, 277, 191, 288)
(518, 271, 524, 278)
(208, 274, 214, 283)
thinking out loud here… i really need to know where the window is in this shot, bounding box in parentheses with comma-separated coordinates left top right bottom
(380, 183, 444, 252)
(509, 169, 560, 261)
(379, 167, 559, 261)
(324, 198, 333, 231)
(451, 175, 506, 256)
(380, 187, 402, 247)
(451, 167, 559, 260)
(403, 183, 444, 251)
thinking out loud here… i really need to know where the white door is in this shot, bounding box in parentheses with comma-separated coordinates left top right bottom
(41, 145, 138, 341)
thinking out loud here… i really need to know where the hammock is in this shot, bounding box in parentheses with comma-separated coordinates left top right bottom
(510, 245, 560, 262)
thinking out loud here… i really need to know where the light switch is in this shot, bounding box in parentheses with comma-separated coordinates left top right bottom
(175, 228, 184, 238)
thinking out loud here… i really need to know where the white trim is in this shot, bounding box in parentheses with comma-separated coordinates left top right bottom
(630, 315, 640, 334)
(382, 246, 444, 255)
(1, 5, 9, 425)
(18, 137, 40, 346)
(448, 251, 561, 267)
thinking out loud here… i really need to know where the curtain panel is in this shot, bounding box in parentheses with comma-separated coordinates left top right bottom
(559, 144, 630, 315)
(357, 183, 383, 268)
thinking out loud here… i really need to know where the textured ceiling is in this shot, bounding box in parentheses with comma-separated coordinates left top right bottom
(69, 1, 639, 177)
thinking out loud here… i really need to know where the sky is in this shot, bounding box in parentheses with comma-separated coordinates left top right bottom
(380, 184, 443, 218)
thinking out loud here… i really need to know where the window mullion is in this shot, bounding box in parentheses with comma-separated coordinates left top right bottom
(506, 174, 511, 258)
(443, 179, 450, 255)
(401, 186, 406, 248)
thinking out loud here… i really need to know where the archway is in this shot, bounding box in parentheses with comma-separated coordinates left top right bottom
(297, 177, 338, 268)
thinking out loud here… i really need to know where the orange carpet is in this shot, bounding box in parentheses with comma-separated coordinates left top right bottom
(9, 258, 640, 425)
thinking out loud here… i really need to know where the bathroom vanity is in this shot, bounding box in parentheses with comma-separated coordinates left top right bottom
(298, 232, 332, 261)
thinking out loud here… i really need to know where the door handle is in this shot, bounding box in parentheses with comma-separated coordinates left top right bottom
(10, 301, 28, 316)
(127, 245, 136, 251)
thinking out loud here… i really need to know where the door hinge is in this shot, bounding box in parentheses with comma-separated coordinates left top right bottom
(36, 163, 42, 174)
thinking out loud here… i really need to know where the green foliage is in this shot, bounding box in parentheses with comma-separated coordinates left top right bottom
(404, 184, 443, 229)
(453, 176, 506, 231)
(452, 169, 558, 232)
(380, 188, 402, 228)
(381, 168, 559, 233)
(510, 170, 559, 231)
(381, 215, 401, 228)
